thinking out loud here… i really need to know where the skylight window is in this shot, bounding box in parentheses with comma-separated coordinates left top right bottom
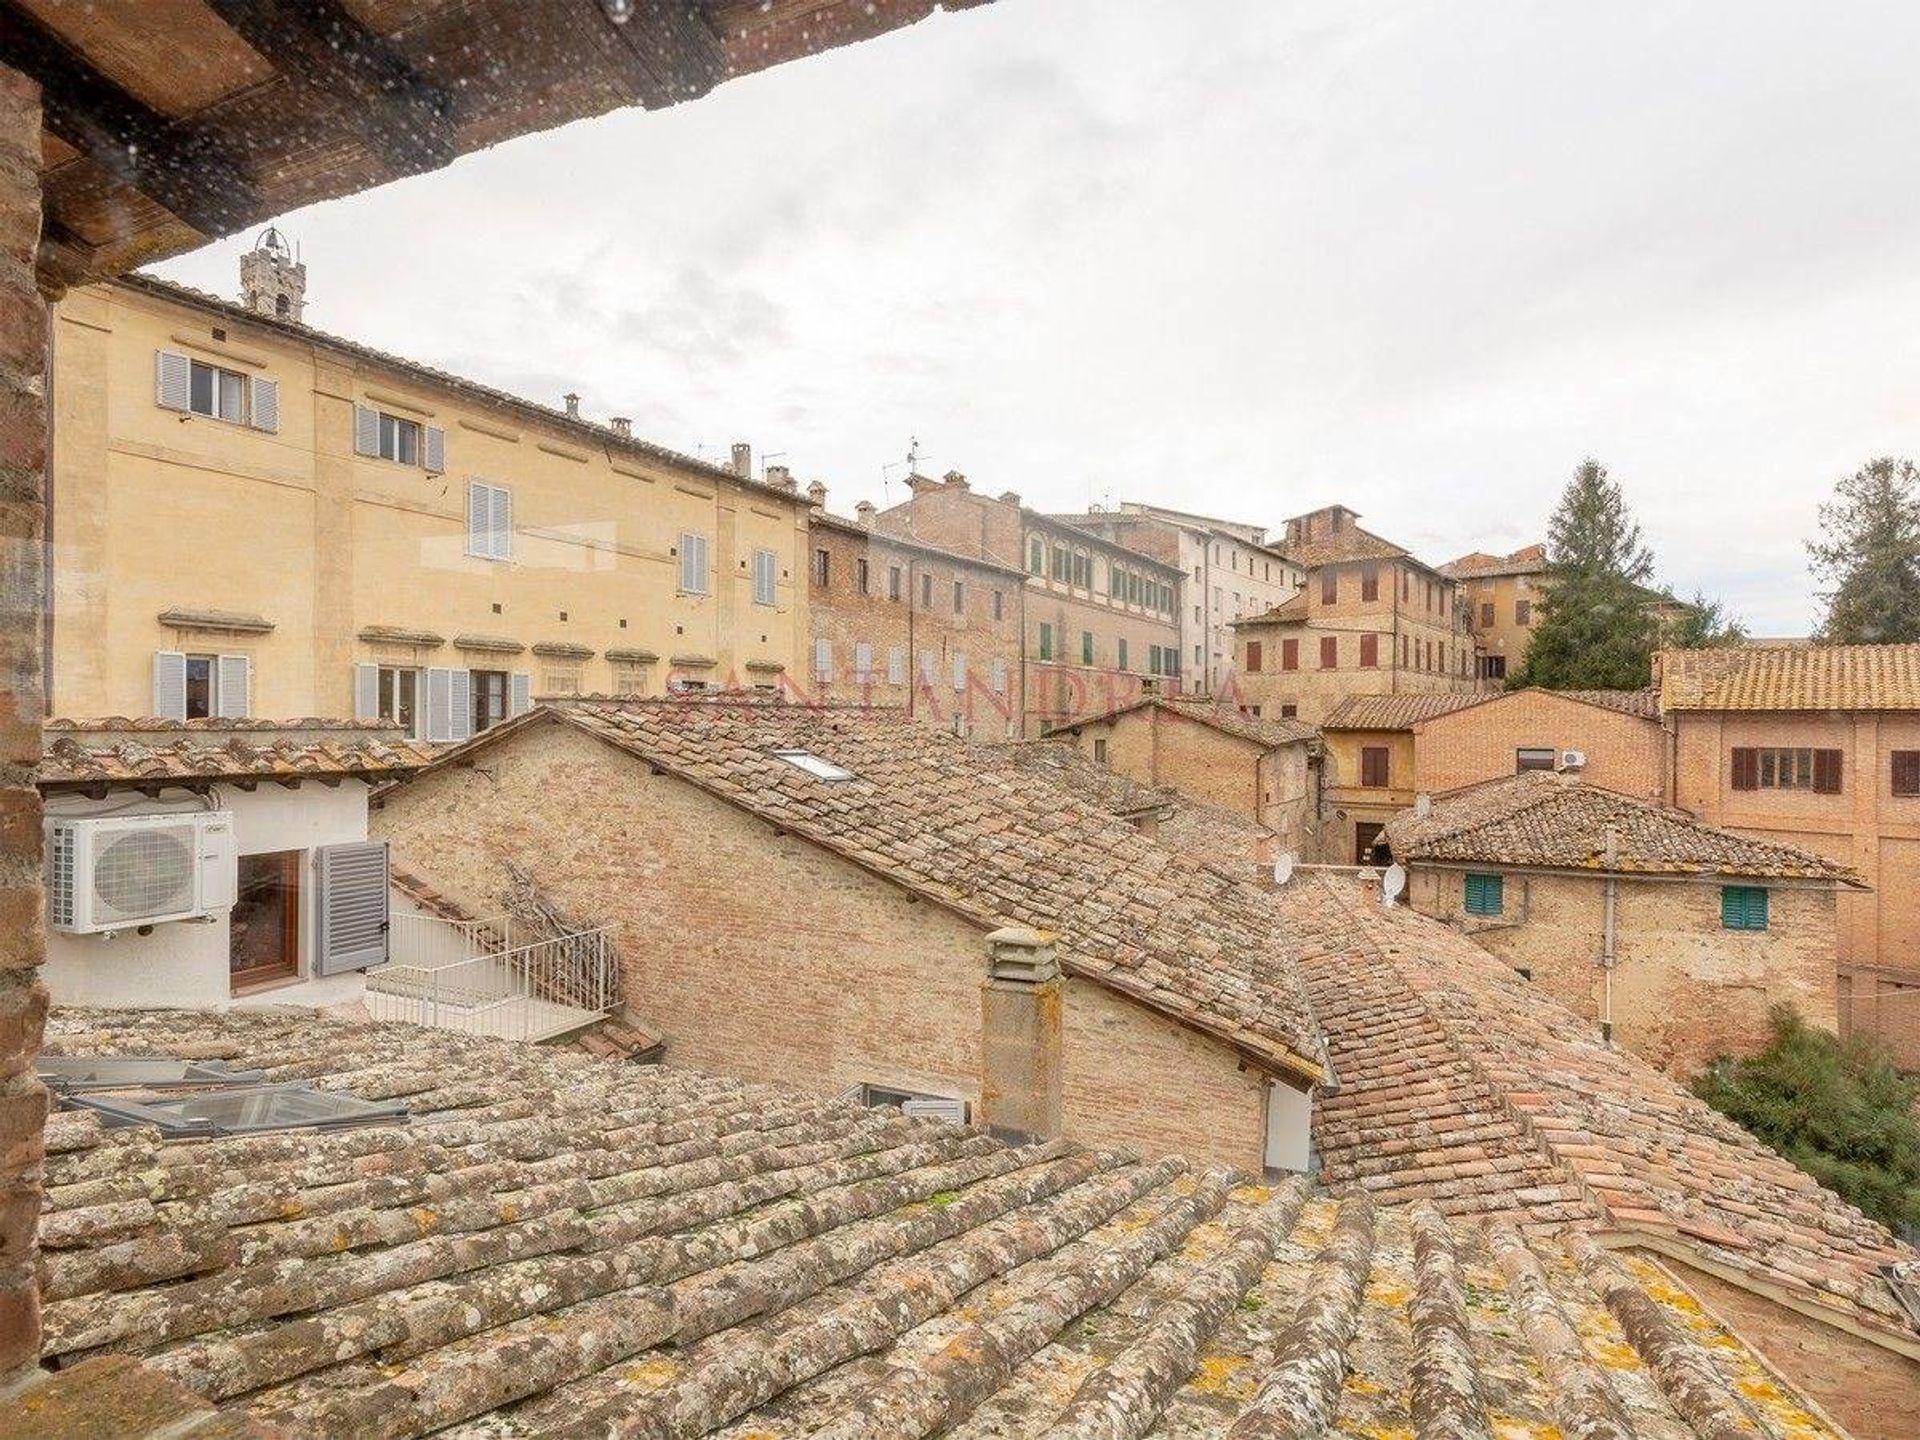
(772, 749, 856, 782)
(38, 1056, 263, 1092)
(60, 1081, 408, 1138)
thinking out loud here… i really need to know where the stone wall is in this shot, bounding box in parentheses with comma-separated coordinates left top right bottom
(372, 717, 1272, 1170)
(1406, 865, 1838, 1076)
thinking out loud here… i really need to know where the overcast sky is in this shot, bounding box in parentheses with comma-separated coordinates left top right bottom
(151, 1, 1920, 635)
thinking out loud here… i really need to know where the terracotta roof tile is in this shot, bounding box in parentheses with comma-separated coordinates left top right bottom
(1278, 523, 1409, 570)
(37, 721, 435, 788)
(29, 1007, 1856, 1437)
(406, 701, 1327, 1083)
(1238, 590, 1309, 626)
(1658, 642, 1920, 711)
(1441, 543, 1548, 579)
(1044, 695, 1318, 750)
(1384, 772, 1864, 883)
(1321, 692, 1486, 730)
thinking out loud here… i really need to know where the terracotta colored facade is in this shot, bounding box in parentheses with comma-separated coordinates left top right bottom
(1412, 689, 1667, 798)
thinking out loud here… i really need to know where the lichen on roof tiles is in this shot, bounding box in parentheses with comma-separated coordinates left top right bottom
(32, 1007, 1858, 1437)
(1658, 641, 1920, 712)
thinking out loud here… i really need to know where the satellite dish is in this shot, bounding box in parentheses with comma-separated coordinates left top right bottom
(1381, 864, 1407, 906)
(1273, 852, 1296, 886)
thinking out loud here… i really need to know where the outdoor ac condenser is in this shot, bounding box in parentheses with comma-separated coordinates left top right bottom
(46, 812, 238, 934)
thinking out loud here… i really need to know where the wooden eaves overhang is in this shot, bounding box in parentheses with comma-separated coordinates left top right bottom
(0, 0, 994, 294)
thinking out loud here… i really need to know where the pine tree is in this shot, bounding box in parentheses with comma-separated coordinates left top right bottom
(1808, 457, 1920, 644)
(1512, 459, 1661, 689)
(1665, 590, 1747, 649)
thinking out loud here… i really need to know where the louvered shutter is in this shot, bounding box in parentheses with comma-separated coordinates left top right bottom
(152, 651, 187, 720)
(489, 485, 513, 559)
(888, 645, 906, 686)
(313, 841, 390, 974)
(447, 668, 473, 742)
(991, 657, 1007, 695)
(1895, 751, 1920, 797)
(952, 652, 967, 691)
(354, 404, 380, 456)
(1813, 748, 1844, 795)
(854, 642, 873, 683)
(510, 672, 532, 717)
(155, 351, 191, 411)
(814, 638, 832, 681)
(216, 655, 250, 717)
(1729, 748, 1758, 791)
(423, 424, 446, 474)
(353, 664, 380, 722)
(425, 667, 453, 742)
(919, 649, 935, 685)
(466, 483, 488, 557)
(249, 376, 279, 433)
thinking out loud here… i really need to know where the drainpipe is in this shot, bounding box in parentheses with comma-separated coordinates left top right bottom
(1601, 825, 1618, 1044)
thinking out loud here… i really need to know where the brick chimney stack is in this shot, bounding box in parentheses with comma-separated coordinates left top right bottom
(944, 469, 970, 492)
(609, 417, 631, 439)
(855, 500, 876, 526)
(807, 480, 827, 510)
(731, 442, 752, 478)
(978, 926, 1063, 1145)
(563, 392, 580, 419)
(766, 464, 796, 492)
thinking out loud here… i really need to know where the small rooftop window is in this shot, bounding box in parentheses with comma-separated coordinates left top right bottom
(772, 749, 855, 782)
(60, 1081, 408, 1138)
(38, 1055, 264, 1092)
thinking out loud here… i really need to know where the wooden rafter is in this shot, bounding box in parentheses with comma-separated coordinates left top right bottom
(0, 1, 257, 236)
(202, 0, 456, 176)
(602, 1, 729, 109)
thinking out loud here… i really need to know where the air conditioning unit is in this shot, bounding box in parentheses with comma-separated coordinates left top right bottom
(47, 813, 238, 934)
(1560, 750, 1588, 771)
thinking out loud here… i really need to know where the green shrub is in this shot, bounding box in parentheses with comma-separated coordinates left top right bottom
(1691, 1006, 1920, 1234)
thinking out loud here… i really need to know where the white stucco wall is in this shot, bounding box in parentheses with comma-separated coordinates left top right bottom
(43, 780, 377, 1012)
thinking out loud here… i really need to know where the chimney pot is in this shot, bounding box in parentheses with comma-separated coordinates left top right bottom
(766, 464, 796, 492)
(563, 392, 581, 418)
(855, 500, 876, 526)
(998, 490, 1022, 506)
(806, 480, 827, 508)
(609, 416, 632, 438)
(943, 469, 970, 491)
(979, 926, 1063, 1145)
(731, 442, 752, 478)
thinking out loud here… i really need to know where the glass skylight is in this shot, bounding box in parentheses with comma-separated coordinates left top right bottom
(771, 749, 855, 782)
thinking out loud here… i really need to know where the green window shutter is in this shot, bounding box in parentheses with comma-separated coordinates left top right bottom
(1038, 623, 1052, 661)
(1465, 873, 1503, 916)
(1722, 886, 1769, 930)
(1082, 631, 1094, 665)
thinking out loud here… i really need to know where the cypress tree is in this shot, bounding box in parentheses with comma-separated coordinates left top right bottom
(1808, 457, 1920, 644)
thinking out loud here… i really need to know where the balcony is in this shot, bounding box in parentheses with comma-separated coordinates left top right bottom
(365, 911, 618, 1044)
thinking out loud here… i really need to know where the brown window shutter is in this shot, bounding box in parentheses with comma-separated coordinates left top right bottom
(1320, 636, 1338, 669)
(1894, 750, 1920, 797)
(1246, 641, 1263, 673)
(1282, 638, 1298, 671)
(1730, 748, 1758, 790)
(1360, 633, 1378, 668)
(1813, 748, 1844, 794)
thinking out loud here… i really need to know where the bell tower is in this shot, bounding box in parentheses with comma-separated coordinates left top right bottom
(238, 226, 306, 324)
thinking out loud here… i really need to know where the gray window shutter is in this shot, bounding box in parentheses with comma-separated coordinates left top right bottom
(354, 404, 380, 457)
(313, 841, 389, 975)
(489, 485, 512, 559)
(992, 657, 1008, 694)
(425, 667, 452, 742)
(952, 652, 967, 691)
(155, 351, 190, 411)
(152, 651, 187, 720)
(466, 482, 488, 557)
(216, 655, 251, 717)
(814, 638, 832, 681)
(353, 663, 380, 722)
(249, 375, 279, 433)
(424, 424, 446, 474)
(448, 668, 473, 742)
(889, 645, 906, 685)
(855, 642, 873, 682)
(510, 671, 532, 716)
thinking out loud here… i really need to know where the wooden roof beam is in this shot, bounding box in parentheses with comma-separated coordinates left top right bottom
(0, 3, 258, 237)
(602, 3, 729, 109)
(202, 0, 456, 177)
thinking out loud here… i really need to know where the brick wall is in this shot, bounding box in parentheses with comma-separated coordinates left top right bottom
(1407, 865, 1837, 1076)
(372, 718, 1271, 1169)
(806, 520, 1023, 735)
(0, 65, 43, 1381)
(1413, 690, 1666, 798)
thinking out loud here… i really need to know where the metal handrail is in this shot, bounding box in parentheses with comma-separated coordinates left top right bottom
(368, 927, 617, 1043)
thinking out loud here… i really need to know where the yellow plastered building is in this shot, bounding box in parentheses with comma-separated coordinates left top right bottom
(50, 255, 812, 736)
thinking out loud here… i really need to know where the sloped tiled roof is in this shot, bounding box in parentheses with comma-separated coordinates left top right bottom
(403, 700, 1327, 1083)
(1235, 589, 1309, 626)
(1044, 694, 1318, 750)
(1658, 643, 1920, 712)
(1383, 772, 1864, 884)
(29, 1007, 1857, 1438)
(1546, 686, 1664, 720)
(37, 720, 434, 788)
(1280, 522, 1409, 570)
(1277, 875, 1916, 1341)
(1442, 543, 1548, 579)
(1321, 691, 1486, 730)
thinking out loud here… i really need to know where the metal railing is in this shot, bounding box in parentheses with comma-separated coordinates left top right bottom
(370, 913, 617, 1043)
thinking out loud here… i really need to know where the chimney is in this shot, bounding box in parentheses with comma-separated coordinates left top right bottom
(731, 442, 752, 478)
(855, 500, 876, 526)
(563, 392, 581, 419)
(943, 469, 970, 492)
(998, 490, 1022, 506)
(806, 480, 827, 510)
(978, 926, 1063, 1145)
(609, 416, 632, 439)
(766, 464, 796, 492)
